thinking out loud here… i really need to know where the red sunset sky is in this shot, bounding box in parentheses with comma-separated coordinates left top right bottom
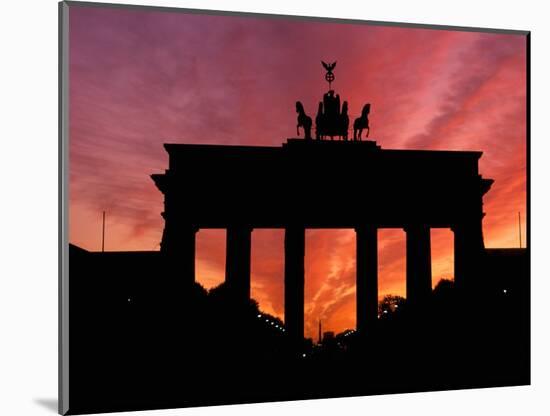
(69, 6, 527, 339)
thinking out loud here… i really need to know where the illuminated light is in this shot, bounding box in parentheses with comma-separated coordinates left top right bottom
(503, 289, 508, 294)
(127, 298, 131, 302)
(383, 310, 388, 314)
(302, 354, 306, 358)
(257, 314, 262, 318)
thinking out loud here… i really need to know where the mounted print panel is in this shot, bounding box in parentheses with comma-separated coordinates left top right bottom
(59, 1, 529, 414)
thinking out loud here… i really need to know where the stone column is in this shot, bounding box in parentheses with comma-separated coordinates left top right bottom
(453, 219, 484, 294)
(160, 214, 198, 287)
(225, 226, 252, 302)
(284, 226, 305, 343)
(406, 225, 432, 307)
(356, 226, 378, 334)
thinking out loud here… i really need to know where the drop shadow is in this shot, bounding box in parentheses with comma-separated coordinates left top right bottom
(34, 398, 58, 413)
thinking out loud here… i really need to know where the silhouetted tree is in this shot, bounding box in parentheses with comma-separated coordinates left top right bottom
(433, 278, 454, 296)
(378, 295, 406, 319)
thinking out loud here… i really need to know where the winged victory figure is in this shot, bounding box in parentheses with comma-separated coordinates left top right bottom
(321, 61, 337, 72)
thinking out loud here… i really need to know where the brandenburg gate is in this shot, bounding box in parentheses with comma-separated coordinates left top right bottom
(151, 138, 493, 341)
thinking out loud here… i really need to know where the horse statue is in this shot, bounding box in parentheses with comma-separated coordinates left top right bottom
(353, 103, 371, 141)
(315, 102, 324, 140)
(296, 101, 312, 140)
(340, 101, 349, 141)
